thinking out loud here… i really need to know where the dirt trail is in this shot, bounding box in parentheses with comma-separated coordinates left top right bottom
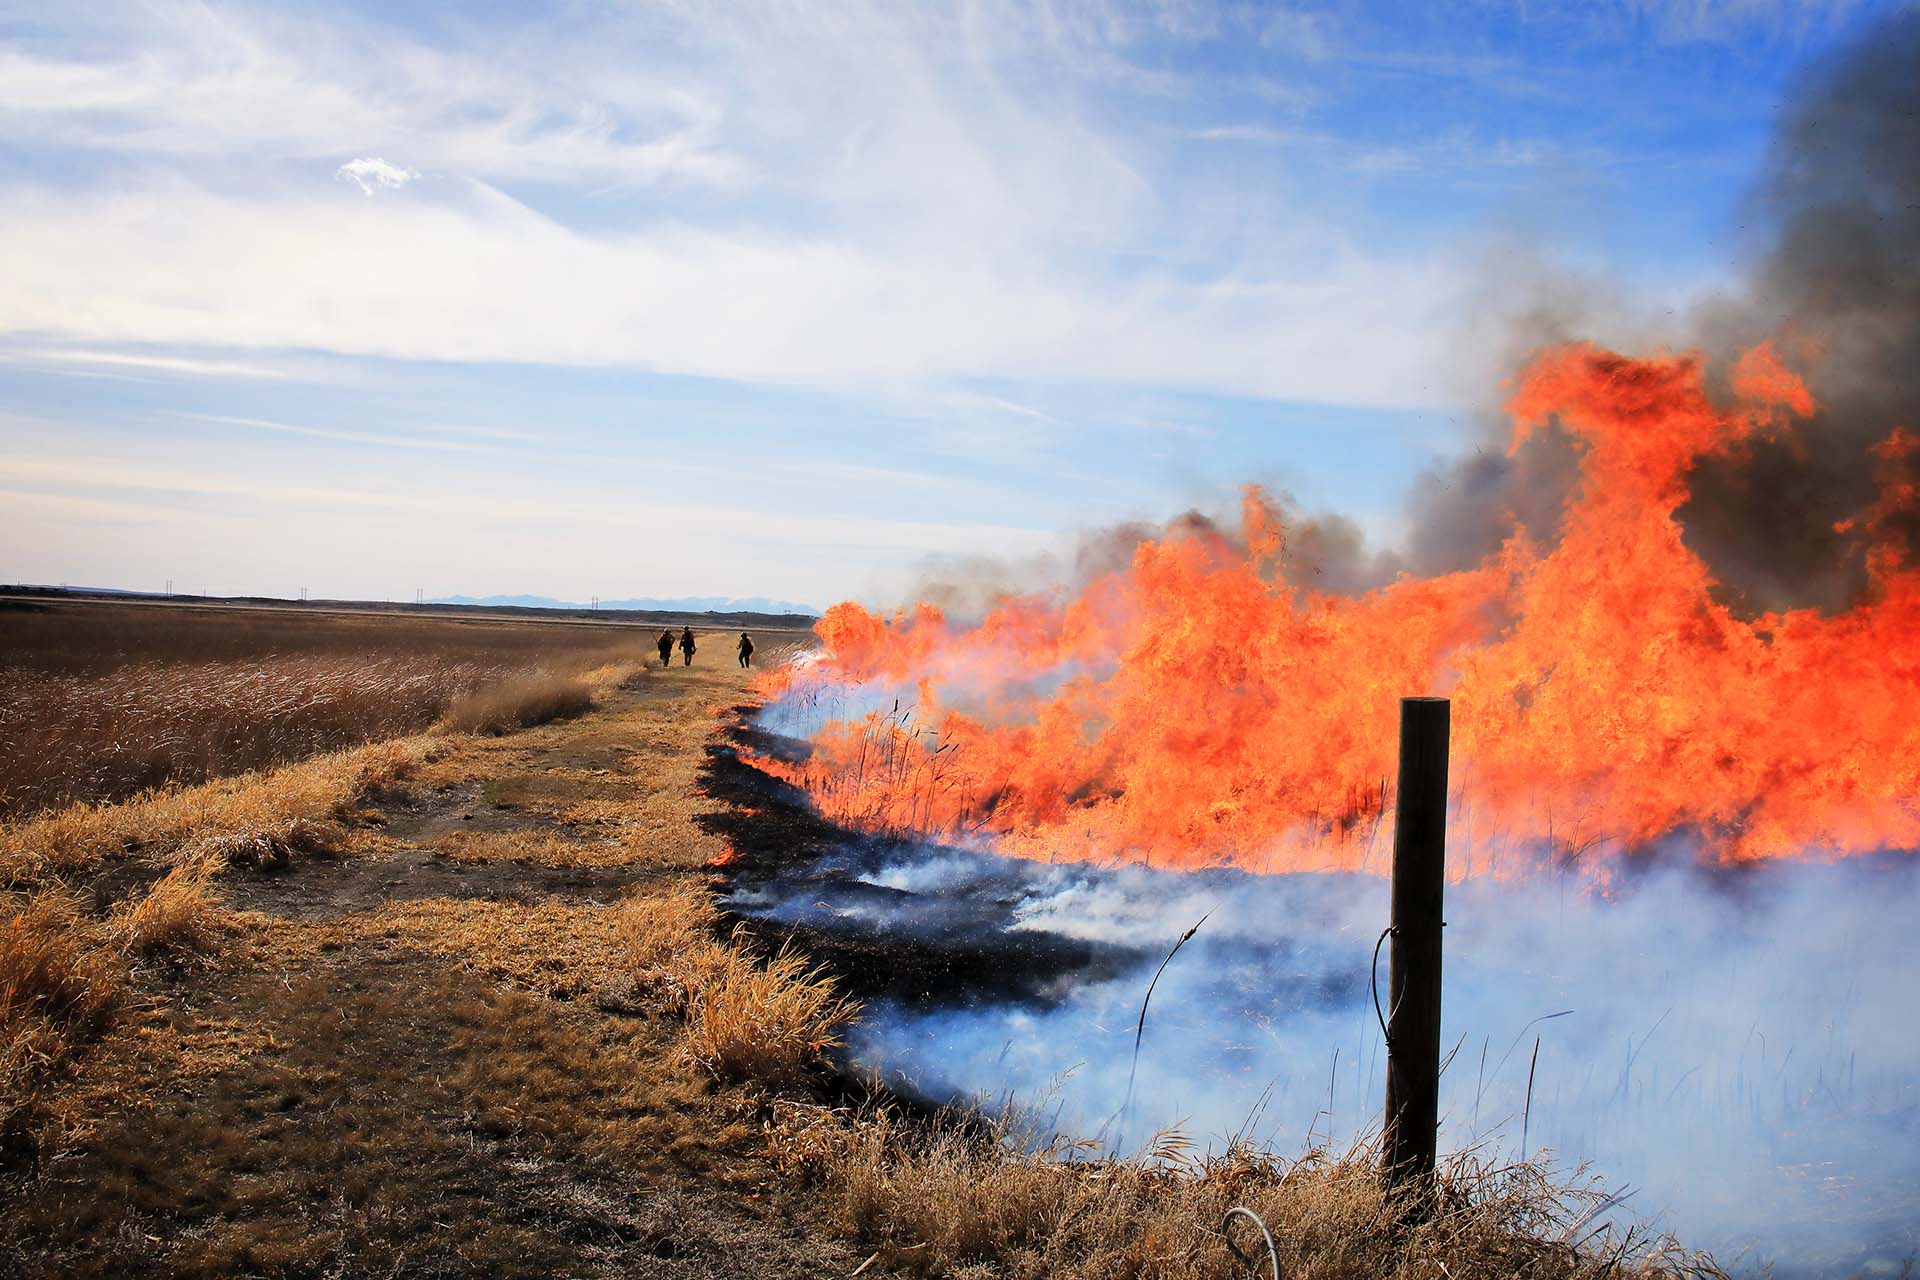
(2, 636, 847, 1278)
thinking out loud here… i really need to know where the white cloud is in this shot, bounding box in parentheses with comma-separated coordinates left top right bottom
(0, 175, 1460, 409)
(0, 2, 1485, 410)
(336, 157, 418, 196)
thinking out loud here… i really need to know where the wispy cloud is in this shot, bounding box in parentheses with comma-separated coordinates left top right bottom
(411, 422, 547, 444)
(167, 412, 503, 453)
(0, 177, 1459, 409)
(2, 449, 1063, 563)
(0, 7, 743, 191)
(19, 348, 293, 379)
(0, 487, 204, 527)
(0, 454, 430, 513)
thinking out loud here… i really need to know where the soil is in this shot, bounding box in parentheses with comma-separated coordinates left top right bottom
(218, 845, 666, 923)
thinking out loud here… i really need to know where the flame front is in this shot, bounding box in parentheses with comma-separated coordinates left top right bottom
(755, 343, 1920, 875)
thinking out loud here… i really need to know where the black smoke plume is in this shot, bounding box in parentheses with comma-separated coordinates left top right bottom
(1417, 12, 1920, 613)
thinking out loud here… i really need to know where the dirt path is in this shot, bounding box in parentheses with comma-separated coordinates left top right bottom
(2, 638, 852, 1278)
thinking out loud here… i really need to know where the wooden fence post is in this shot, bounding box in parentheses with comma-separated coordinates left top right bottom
(1383, 696, 1449, 1202)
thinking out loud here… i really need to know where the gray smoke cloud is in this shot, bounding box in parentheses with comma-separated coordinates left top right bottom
(1680, 9, 1920, 613)
(902, 497, 1407, 623)
(1411, 11, 1920, 612)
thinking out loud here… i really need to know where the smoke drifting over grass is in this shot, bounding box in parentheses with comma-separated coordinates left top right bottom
(727, 831, 1920, 1274)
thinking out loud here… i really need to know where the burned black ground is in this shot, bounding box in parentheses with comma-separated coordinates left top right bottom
(700, 706, 1151, 1017)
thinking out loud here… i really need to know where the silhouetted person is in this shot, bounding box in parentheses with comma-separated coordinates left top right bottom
(679, 626, 696, 667)
(737, 632, 754, 668)
(656, 630, 674, 668)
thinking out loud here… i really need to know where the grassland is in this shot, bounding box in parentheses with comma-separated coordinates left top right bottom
(0, 602, 1714, 1278)
(0, 600, 666, 817)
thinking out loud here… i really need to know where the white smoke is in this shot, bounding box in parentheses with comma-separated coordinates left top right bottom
(726, 830, 1920, 1276)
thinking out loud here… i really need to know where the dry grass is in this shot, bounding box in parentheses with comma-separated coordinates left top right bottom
(195, 816, 342, 871)
(765, 1106, 1715, 1280)
(347, 897, 641, 1003)
(423, 829, 622, 867)
(683, 945, 859, 1089)
(0, 601, 660, 817)
(0, 930, 839, 1278)
(105, 860, 223, 957)
(437, 671, 597, 735)
(1, 890, 120, 1145)
(0, 621, 857, 1276)
(0, 734, 433, 884)
(0, 732, 401, 1145)
(622, 885, 737, 1004)
(575, 657, 650, 698)
(612, 886, 858, 1088)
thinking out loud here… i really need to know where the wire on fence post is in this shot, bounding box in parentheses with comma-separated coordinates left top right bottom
(1222, 1205, 1281, 1280)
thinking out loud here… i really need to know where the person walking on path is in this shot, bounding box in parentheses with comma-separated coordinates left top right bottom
(656, 630, 674, 669)
(737, 632, 755, 668)
(679, 626, 697, 667)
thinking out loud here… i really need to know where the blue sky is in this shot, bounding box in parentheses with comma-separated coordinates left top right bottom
(0, 0, 1899, 608)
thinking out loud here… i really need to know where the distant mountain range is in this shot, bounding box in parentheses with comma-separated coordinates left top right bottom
(431, 593, 819, 616)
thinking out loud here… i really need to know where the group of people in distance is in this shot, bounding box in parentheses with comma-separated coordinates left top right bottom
(656, 626, 754, 669)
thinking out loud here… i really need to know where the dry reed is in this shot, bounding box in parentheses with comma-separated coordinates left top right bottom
(437, 671, 597, 735)
(0, 656, 492, 817)
(0, 602, 657, 817)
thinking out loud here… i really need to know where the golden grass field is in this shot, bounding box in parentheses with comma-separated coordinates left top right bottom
(0, 603, 1718, 1278)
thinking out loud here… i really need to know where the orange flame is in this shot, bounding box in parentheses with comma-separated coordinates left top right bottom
(752, 343, 1920, 876)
